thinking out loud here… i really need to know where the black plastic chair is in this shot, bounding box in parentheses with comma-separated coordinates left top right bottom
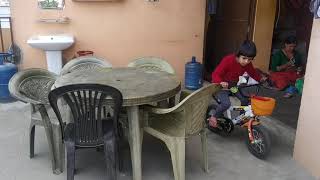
(49, 84, 123, 180)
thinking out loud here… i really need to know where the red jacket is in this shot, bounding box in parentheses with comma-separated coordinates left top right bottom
(211, 54, 261, 83)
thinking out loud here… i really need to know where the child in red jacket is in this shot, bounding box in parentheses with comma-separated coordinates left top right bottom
(209, 40, 265, 127)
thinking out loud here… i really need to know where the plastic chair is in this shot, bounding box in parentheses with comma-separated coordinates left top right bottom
(8, 68, 64, 174)
(128, 57, 176, 107)
(128, 56, 175, 74)
(143, 84, 220, 180)
(49, 84, 123, 180)
(60, 56, 112, 75)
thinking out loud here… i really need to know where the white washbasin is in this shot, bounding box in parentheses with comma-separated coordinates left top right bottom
(27, 34, 75, 74)
(27, 34, 74, 51)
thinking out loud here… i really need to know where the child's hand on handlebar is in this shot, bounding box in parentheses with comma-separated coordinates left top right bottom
(220, 82, 229, 89)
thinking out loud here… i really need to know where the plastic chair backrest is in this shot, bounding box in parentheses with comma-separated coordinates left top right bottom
(173, 84, 220, 136)
(9, 68, 57, 104)
(60, 56, 112, 75)
(49, 84, 123, 146)
(128, 57, 175, 74)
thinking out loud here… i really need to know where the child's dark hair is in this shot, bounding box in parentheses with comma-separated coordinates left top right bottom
(236, 40, 257, 58)
(284, 35, 297, 44)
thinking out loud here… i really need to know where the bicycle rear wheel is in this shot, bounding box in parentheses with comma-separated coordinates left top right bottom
(206, 104, 234, 136)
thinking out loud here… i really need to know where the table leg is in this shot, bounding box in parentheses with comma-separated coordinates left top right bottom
(127, 106, 142, 180)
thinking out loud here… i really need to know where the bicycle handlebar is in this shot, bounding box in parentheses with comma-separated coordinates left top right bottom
(236, 83, 261, 98)
(212, 83, 261, 103)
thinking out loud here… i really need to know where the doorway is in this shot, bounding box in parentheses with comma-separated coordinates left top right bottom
(204, 0, 257, 81)
(266, 0, 313, 129)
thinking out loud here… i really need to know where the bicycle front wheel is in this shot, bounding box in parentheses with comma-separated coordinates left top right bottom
(246, 125, 271, 159)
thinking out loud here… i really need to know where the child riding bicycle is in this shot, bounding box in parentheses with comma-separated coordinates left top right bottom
(210, 40, 267, 128)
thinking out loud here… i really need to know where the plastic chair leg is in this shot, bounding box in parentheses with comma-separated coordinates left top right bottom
(104, 132, 117, 180)
(38, 105, 58, 174)
(168, 138, 185, 180)
(200, 130, 209, 173)
(29, 108, 41, 159)
(65, 141, 75, 180)
(52, 122, 64, 174)
(29, 122, 36, 158)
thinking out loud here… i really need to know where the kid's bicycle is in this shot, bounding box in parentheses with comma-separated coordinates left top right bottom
(206, 84, 276, 159)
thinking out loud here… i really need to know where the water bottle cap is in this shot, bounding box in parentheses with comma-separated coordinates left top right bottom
(191, 56, 196, 63)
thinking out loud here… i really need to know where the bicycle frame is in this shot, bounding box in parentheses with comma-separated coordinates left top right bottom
(216, 84, 261, 122)
(225, 105, 254, 120)
(226, 103, 261, 143)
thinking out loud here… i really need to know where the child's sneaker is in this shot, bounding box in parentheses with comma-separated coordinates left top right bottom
(208, 116, 218, 128)
(283, 92, 293, 98)
(283, 86, 297, 98)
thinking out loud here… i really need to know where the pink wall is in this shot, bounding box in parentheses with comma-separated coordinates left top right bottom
(10, 0, 206, 79)
(294, 19, 320, 178)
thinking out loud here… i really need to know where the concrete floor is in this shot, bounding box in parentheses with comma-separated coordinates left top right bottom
(0, 101, 315, 180)
(259, 88, 301, 129)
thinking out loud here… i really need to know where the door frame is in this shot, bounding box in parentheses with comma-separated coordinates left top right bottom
(203, 0, 257, 80)
(247, 0, 257, 40)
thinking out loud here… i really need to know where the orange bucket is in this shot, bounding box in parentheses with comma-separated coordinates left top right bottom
(251, 96, 276, 116)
